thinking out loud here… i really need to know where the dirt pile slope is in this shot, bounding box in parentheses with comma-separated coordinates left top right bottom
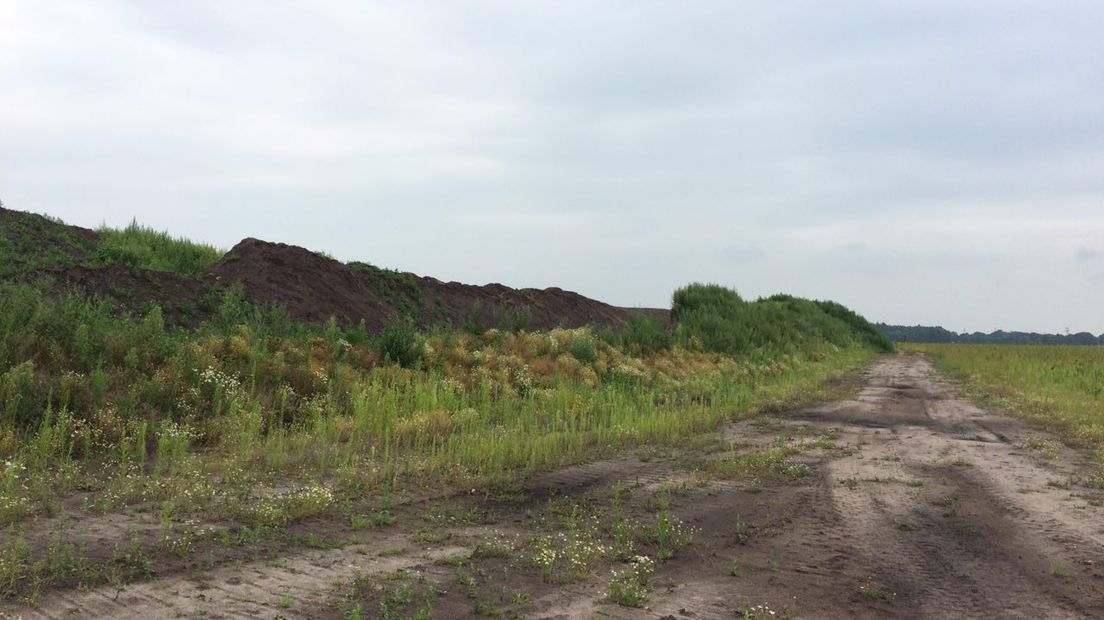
(211, 237, 655, 331)
(2, 208, 664, 331)
(210, 238, 392, 329)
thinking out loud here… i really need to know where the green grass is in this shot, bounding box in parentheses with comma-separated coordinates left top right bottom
(905, 343, 1104, 457)
(0, 278, 879, 535)
(0, 210, 223, 279)
(672, 284, 892, 358)
(95, 219, 224, 276)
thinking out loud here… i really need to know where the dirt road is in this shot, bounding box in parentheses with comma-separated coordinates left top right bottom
(6, 353, 1103, 619)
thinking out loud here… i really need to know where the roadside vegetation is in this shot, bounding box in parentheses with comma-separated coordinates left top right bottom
(906, 343, 1104, 458)
(0, 213, 891, 607)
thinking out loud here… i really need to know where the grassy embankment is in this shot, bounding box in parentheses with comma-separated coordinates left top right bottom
(905, 343, 1104, 459)
(0, 216, 891, 603)
(0, 214, 224, 280)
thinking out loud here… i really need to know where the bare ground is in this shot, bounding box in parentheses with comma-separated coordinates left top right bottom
(4, 353, 1103, 619)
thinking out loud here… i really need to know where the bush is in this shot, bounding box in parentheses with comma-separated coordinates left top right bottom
(672, 283, 887, 357)
(621, 313, 672, 355)
(376, 318, 424, 368)
(813, 300, 894, 352)
(568, 333, 598, 364)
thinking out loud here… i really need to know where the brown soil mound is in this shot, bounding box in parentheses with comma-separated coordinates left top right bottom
(210, 238, 393, 329)
(211, 237, 663, 331)
(2, 207, 668, 332)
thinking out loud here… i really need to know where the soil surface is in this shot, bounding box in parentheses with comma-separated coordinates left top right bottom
(212, 237, 654, 332)
(2, 208, 667, 331)
(4, 353, 1103, 619)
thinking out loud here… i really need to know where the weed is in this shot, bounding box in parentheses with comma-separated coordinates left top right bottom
(734, 516, 751, 544)
(739, 603, 781, 619)
(651, 488, 693, 560)
(411, 529, 450, 544)
(380, 582, 414, 618)
(607, 555, 655, 607)
(531, 506, 609, 583)
(858, 579, 895, 601)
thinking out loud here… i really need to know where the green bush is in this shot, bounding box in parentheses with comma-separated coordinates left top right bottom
(376, 318, 424, 368)
(813, 300, 893, 352)
(494, 304, 533, 333)
(568, 333, 598, 363)
(621, 313, 672, 354)
(672, 283, 887, 357)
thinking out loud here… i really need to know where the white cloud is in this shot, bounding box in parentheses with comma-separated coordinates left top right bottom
(1, 1, 1103, 333)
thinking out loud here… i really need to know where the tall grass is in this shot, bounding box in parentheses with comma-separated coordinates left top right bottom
(95, 219, 224, 276)
(907, 343, 1104, 457)
(0, 281, 879, 526)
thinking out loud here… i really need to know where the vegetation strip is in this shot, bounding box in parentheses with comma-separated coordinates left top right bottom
(0, 212, 891, 607)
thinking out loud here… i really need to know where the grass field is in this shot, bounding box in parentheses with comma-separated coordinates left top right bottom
(904, 343, 1104, 458)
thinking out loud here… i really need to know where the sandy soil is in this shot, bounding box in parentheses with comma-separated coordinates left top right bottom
(4, 353, 1103, 619)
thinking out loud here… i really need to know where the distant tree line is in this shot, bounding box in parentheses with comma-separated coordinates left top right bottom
(875, 323, 1103, 345)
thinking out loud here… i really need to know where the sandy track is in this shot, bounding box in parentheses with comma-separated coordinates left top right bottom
(5, 354, 1103, 619)
(533, 354, 1104, 619)
(810, 354, 1104, 619)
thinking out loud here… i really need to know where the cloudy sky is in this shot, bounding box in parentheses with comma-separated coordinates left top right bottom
(2, 2, 1102, 333)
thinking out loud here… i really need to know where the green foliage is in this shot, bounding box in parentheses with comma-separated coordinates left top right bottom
(813, 300, 893, 352)
(1, 361, 36, 428)
(607, 555, 654, 607)
(494, 304, 533, 333)
(568, 333, 598, 363)
(672, 283, 890, 357)
(620, 313, 672, 355)
(0, 209, 99, 280)
(376, 318, 424, 369)
(348, 262, 424, 315)
(649, 488, 693, 560)
(95, 219, 223, 276)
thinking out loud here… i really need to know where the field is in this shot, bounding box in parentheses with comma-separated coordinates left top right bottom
(2, 210, 1103, 619)
(904, 343, 1104, 458)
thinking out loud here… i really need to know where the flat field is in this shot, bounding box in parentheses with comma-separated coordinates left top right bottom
(904, 343, 1104, 457)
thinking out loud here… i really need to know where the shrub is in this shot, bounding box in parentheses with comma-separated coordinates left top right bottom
(672, 283, 886, 357)
(568, 333, 598, 364)
(376, 318, 424, 368)
(621, 313, 672, 355)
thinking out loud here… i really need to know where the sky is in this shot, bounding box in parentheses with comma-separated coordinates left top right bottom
(2, 2, 1103, 334)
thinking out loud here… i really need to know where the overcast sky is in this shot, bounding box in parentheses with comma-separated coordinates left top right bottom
(2, 2, 1103, 334)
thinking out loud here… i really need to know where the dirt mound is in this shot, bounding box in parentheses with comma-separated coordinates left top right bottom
(210, 238, 665, 331)
(50, 264, 212, 323)
(210, 238, 395, 329)
(412, 276, 639, 332)
(2, 207, 669, 332)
